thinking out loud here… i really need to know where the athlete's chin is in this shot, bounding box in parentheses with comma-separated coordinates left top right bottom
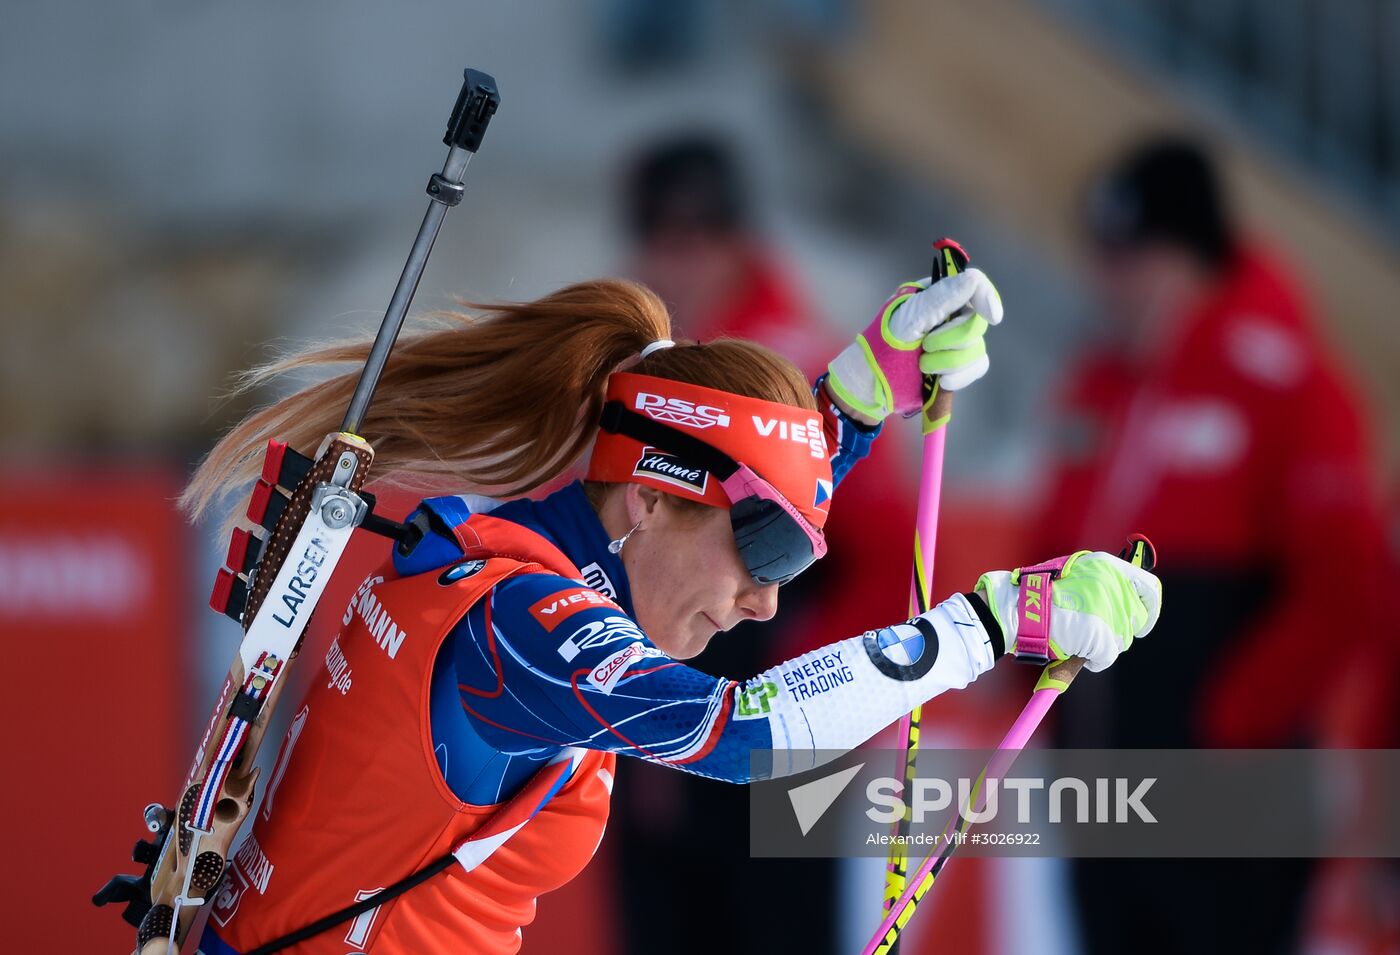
(663, 616, 720, 661)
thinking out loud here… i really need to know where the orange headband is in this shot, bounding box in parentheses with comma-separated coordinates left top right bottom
(587, 373, 834, 530)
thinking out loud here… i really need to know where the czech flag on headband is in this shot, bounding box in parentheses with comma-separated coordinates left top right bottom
(586, 372, 835, 531)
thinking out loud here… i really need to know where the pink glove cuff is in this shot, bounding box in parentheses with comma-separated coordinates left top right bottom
(859, 282, 926, 417)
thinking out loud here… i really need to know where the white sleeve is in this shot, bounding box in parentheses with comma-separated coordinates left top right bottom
(735, 594, 999, 777)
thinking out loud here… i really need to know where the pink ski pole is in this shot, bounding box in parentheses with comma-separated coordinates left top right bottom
(864, 535, 1156, 955)
(882, 239, 970, 943)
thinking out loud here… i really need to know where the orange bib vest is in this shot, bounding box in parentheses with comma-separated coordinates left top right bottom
(208, 514, 617, 954)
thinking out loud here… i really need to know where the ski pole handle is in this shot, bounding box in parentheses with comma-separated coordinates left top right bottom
(917, 238, 970, 435)
(1121, 532, 1156, 572)
(1033, 533, 1157, 692)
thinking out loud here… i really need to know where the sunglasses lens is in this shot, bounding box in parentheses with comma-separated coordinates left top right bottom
(729, 496, 820, 585)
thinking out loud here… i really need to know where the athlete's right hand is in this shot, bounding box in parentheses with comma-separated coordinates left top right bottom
(826, 269, 1003, 424)
(973, 551, 1162, 672)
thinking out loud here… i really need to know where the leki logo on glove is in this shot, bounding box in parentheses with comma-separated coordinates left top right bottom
(1021, 572, 1048, 624)
(632, 446, 709, 494)
(635, 392, 731, 430)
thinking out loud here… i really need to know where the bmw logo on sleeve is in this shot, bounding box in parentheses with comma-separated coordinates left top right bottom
(438, 559, 488, 585)
(863, 618, 939, 681)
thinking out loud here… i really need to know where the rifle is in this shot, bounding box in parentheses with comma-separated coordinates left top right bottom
(92, 67, 501, 954)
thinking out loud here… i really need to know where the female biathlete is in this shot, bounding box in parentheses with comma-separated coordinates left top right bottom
(186, 270, 1161, 954)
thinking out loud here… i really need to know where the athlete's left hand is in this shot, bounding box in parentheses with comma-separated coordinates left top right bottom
(826, 269, 1003, 424)
(974, 551, 1162, 672)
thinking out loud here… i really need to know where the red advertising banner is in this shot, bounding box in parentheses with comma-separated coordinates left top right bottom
(0, 467, 190, 952)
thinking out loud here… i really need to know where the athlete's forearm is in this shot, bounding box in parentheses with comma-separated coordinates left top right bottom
(693, 593, 1002, 782)
(452, 572, 1000, 786)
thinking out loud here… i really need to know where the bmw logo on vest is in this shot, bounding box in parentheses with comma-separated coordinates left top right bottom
(438, 559, 488, 585)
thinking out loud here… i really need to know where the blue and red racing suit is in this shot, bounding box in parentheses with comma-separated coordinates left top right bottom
(201, 385, 1006, 955)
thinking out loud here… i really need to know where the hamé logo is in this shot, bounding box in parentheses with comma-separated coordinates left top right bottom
(633, 447, 709, 494)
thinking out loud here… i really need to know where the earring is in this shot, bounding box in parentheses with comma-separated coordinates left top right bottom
(608, 520, 643, 554)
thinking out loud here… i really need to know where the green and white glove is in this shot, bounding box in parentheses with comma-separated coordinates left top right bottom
(827, 269, 1004, 422)
(974, 551, 1162, 672)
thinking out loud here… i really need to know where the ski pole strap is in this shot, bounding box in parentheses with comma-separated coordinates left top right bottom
(1013, 556, 1069, 666)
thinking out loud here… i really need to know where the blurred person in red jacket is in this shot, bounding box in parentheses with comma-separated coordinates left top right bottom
(1040, 136, 1391, 954)
(624, 135, 833, 380)
(612, 135, 916, 955)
